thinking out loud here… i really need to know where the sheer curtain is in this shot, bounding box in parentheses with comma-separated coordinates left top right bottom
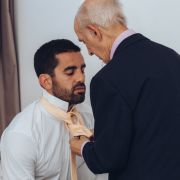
(0, 0, 20, 135)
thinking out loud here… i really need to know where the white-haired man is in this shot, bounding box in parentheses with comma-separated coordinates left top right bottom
(70, 0, 180, 180)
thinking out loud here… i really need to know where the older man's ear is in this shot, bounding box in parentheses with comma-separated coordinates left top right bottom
(86, 24, 103, 41)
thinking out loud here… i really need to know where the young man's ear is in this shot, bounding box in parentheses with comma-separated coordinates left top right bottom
(86, 24, 102, 41)
(38, 74, 52, 91)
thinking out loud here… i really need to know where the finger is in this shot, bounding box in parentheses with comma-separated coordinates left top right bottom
(74, 136, 80, 139)
(80, 135, 88, 140)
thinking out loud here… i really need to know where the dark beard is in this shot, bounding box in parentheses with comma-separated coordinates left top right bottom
(69, 92, 85, 104)
(52, 80, 85, 104)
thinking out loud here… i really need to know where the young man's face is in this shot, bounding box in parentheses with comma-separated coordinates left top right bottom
(50, 51, 86, 104)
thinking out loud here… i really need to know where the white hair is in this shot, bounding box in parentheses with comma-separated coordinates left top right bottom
(75, 0, 127, 28)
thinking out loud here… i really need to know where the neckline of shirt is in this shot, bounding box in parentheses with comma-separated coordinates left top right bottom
(42, 89, 69, 112)
(110, 29, 136, 60)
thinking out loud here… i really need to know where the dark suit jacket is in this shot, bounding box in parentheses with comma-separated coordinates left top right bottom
(83, 34, 180, 180)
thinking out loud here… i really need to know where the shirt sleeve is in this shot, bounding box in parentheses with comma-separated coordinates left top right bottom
(82, 76, 133, 174)
(1, 131, 37, 180)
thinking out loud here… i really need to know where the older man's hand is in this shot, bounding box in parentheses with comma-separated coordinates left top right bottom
(69, 136, 89, 156)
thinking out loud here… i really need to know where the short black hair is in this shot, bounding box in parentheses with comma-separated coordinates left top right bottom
(34, 39, 81, 77)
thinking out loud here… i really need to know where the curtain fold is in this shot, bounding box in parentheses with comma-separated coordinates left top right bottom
(0, 0, 20, 135)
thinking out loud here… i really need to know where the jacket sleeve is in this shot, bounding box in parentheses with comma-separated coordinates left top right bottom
(1, 131, 36, 179)
(83, 76, 133, 174)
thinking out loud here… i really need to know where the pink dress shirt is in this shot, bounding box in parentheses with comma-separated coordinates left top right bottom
(110, 29, 136, 60)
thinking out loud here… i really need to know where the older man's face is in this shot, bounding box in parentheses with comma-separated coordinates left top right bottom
(74, 20, 110, 64)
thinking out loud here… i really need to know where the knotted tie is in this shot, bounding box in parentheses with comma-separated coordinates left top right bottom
(40, 97, 92, 180)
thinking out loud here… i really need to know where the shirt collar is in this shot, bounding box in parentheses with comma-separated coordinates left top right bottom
(42, 89, 69, 112)
(110, 29, 136, 60)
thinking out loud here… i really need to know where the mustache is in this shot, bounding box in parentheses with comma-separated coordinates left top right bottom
(73, 82, 86, 90)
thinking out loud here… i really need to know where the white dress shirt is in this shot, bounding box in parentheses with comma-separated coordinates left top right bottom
(0, 90, 96, 180)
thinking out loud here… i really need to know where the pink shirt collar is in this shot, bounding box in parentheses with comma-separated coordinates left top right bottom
(110, 29, 136, 60)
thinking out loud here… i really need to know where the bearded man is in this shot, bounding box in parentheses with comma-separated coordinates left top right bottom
(0, 39, 97, 180)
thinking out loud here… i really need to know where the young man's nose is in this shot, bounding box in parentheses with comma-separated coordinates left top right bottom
(75, 70, 85, 83)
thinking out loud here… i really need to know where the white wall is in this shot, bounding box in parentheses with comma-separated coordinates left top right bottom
(15, 0, 180, 109)
(15, 0, 102, 109)
(121, 0, 180, 52)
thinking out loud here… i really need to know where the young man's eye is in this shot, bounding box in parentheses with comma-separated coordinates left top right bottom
(81, 68, 85, 73)
(66, 70, 74, 76)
